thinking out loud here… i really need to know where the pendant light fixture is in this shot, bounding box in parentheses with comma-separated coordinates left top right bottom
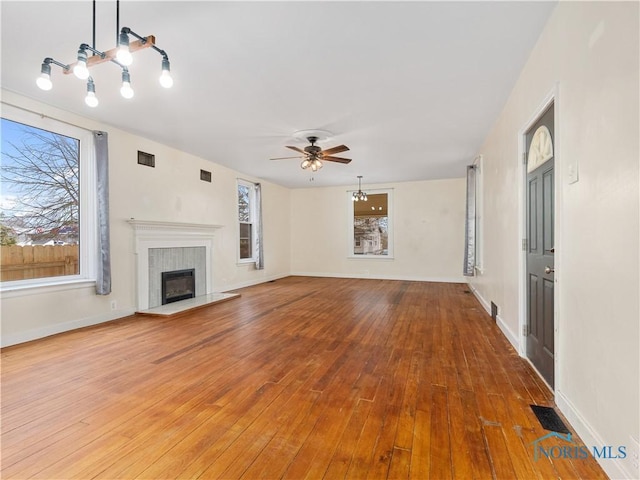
(36, 0, 172, 107)
(352, 176, 368, 202)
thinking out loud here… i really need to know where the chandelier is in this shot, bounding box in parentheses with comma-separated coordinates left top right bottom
(36, 0, 172, 108)
(352, 176, 368, 202)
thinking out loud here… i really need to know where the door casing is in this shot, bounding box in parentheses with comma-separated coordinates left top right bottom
(518, 86, 561, 394)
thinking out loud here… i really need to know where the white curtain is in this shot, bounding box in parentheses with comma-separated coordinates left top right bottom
(254, 182, 264, 270)
(463, 165, 476, 277)
(94, 131, 111, 294)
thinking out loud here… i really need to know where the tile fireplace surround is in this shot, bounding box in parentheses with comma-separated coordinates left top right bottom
(128, 220, 222, 311)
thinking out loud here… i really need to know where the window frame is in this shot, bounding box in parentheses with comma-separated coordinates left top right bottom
(0, 105, 97, 292)
(347, 188, 394, 259)
(237, 179, 257, 264)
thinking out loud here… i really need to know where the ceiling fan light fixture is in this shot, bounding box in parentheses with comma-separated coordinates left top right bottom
(310, 159, 323, 172)
(271, 133, 350, 172)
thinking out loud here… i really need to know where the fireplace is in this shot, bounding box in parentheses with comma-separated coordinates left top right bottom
(128, 220, 221, 310)
(161, 269, 196, 305)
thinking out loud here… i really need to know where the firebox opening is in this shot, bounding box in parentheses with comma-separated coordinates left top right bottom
(161, 268, 196, 305)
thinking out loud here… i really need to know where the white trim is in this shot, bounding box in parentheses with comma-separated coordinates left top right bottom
(221, 272, 290, 292)
(237, 179, 257, 263)
(556, 391, 636, 480)
(291, 271, 464, 283)
(1, 308, 135, 348)
(127, 220, 222, 310)
(0, 279, 95, 299)
(517, 85, 560, 372)
(467, 282, 520, 351)
(496, 315, 520, 352)
(0, 105, 97, 291)
(347, 187, 394, 259)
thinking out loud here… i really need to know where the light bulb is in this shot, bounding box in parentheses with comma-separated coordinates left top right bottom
(74, 61, 89, 80)
(85, 91, 99, 107)
(159, 57, 173, 88)
(120, 70, 134, 99)
(120, 81, 134, 99)
(85, 79, 98, 107)
(301, 159, 311, 169)
(73, 49, 89, 79)
(116, 46, 133, 66)
(36, 72, 53, 91)
(116, 32, 133, 66)
(36, 62, 53, 90)
(159, 69, 173, 88)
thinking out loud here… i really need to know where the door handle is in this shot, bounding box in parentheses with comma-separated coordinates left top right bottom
(545, 266, 555, 274)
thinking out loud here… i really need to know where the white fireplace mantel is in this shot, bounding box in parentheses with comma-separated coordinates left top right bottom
(128, 220, 223, 310)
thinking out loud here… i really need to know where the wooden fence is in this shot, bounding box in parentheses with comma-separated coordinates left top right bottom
(0, 245, 79, 282)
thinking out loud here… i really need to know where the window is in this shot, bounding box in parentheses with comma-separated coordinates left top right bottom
(348, 189, 393, 258)
(0, 105, 96, 287)
(237, 179, 255, 261)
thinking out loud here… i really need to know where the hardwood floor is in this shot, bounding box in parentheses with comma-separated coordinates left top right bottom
(1, 277, 607, 479)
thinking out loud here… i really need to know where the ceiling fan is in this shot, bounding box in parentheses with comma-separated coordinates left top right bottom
(270, 136, 351, 172)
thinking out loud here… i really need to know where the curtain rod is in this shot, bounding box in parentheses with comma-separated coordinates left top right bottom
(1, 100, 97, 133)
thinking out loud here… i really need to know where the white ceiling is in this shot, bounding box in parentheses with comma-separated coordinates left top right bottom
(1, 1, 556, 189)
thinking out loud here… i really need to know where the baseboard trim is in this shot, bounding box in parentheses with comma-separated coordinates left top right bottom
(221, 273, 290, 292)
(496, 314, 519, 351)
(290, 271, 464, 283)
(1, 308, 136, 348)
(556, 391, 636, 479)
(467, 283, 520, 351)
(1, 274, 290, 348)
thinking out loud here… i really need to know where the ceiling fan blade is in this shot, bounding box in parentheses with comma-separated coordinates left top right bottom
(286, 146, 306, 154)
(323, 156, 352, 164)
(270, 155, 304, 160)
(321, 145, 349, 156)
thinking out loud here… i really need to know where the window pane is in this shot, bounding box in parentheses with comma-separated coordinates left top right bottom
(353, 193, 388, 256)
(238, 185, 251, 222)
(1, 118, 80, 281)
(239, 223, 252, 259)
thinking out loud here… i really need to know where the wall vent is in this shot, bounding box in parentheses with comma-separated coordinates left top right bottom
(491, 302, 498, 321)
(200, 169, 212, 182)
(138, 151, 155, 168)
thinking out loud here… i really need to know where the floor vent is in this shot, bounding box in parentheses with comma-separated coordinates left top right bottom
(491, 302, 498, 321)
(530, 405, 570, 433)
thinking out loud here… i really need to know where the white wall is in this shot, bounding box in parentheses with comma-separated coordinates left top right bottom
(290, 178, 465, 282)
(469, 3, 639, 479)
(0, 90, 291, 346)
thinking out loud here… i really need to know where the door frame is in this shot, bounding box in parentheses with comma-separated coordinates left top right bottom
(518, 84, 561, 393)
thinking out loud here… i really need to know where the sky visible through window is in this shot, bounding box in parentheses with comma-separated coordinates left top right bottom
(1, 118, 28, 216)
(1, 118, 80, 245)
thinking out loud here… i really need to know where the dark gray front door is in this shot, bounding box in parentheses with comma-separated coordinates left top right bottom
(525, 104, 555, 388)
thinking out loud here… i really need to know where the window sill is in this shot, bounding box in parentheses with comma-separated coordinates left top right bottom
(348, 255, 395, 260)
(237, 259, 256, 266)
(0, 278, 96, 299)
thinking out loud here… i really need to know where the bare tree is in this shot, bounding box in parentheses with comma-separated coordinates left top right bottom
(238, 184, 251, 222)
(1, 126, 79, 241)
